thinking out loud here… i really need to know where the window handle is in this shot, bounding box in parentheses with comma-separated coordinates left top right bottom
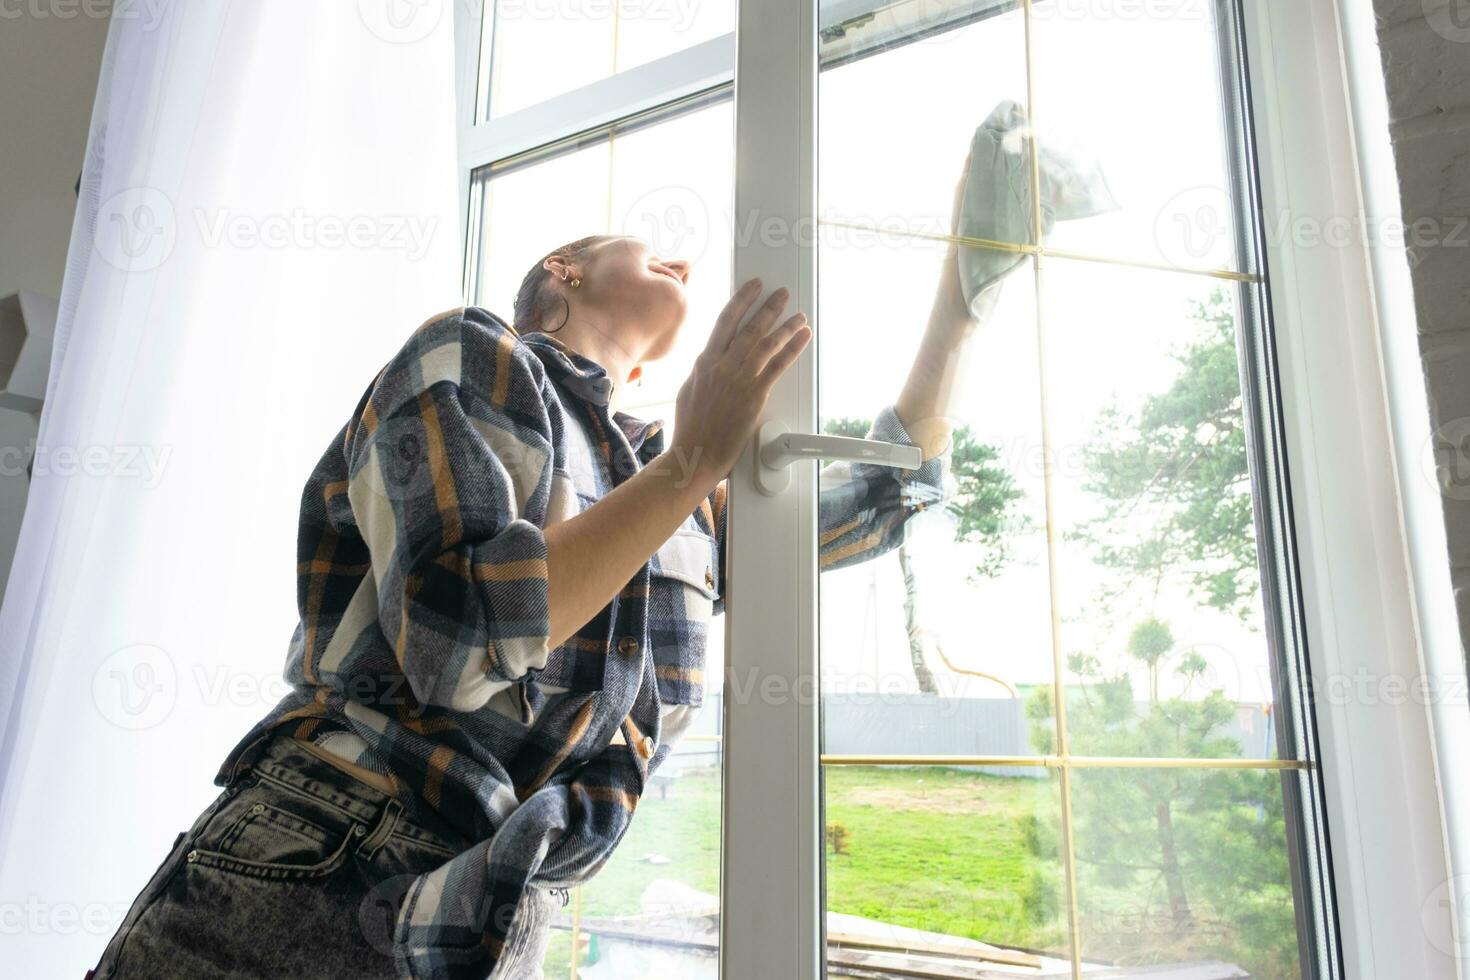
(754, 420, 921, 496)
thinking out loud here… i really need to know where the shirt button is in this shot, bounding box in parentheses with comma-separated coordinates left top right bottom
(704, 568, 714, 589)
(617, 635, 640, 656)
(639, 735, 655, 759)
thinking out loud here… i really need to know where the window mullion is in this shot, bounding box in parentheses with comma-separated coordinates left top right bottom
(719, 0, 821, 975)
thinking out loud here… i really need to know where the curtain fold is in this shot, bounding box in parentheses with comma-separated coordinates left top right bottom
(0, 2, 461, 973)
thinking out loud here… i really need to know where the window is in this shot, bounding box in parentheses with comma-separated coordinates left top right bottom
(449, 1, 1389, 977)
(813, 2, 1331, 977)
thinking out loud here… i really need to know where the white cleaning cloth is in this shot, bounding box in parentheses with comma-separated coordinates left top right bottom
(957, 99, 1119, 317)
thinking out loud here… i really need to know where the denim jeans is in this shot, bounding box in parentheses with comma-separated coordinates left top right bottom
(88, 734, 561, 979)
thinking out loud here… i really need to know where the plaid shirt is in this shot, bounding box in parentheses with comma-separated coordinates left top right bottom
(215, 305, 949, 979)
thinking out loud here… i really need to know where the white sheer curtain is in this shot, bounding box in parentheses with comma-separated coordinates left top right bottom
(0, 2, 461, 972)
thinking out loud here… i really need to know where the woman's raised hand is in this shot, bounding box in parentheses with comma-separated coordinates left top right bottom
(669, 277, 811, 489)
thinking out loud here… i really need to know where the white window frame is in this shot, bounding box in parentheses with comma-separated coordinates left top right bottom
(1241, 1, 1463, 976)
(446, 1, 1465, 976)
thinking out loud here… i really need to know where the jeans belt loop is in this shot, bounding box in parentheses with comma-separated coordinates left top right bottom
(356, 797, 402, 860)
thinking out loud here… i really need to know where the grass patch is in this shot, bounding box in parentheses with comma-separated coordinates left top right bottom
(540, 764, 1063, 975)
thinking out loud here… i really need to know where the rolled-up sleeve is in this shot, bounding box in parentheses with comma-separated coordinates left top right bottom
(707, 404, 950, 619)
(816, 403, 950, 573)
(345, 310, 557, 711)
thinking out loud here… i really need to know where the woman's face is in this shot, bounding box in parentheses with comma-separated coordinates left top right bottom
(576, 236, 691, 359)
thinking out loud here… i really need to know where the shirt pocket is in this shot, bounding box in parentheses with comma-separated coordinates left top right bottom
(653, 523, 718, 598)
(648, 523, 719, 707)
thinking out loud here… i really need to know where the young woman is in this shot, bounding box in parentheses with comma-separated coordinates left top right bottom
(88, 171, 993, 980)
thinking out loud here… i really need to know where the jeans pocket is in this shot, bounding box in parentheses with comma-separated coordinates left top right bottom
(187, 773, 361, 880)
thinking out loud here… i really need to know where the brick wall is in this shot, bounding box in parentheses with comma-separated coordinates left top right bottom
(1373, 0, 1470, 655)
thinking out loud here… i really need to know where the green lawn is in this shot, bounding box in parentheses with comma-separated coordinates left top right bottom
(531, 764, 1297, 979)
(822, 764, 1064, 953)
(539, 763, 1063, 976)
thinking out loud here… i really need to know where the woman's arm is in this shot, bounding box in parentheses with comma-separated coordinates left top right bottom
(894, 151, 1000, 463)
(543, 447, 715, 648)
(546, 278, 810, 648)
(809, 157, 1006, 575)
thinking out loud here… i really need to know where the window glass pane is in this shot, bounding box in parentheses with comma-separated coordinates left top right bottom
(486, 0, 614, 119)
(818, 1, 1032, 247)
(476, 141, 613, 315)
(1068, 767, 1310, 980)
(818, 242, 1054, 758)
(473, 99, 733, 423)
(813, 0, 1323, 974)
(615, 0, 737, 74)
(607, 102, 735, 417)
(1032, 0, 1250, 273)
(484, 0, 736, 120)
(823, 765, 1072, 967)
(1036, 261, 1279, 761)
